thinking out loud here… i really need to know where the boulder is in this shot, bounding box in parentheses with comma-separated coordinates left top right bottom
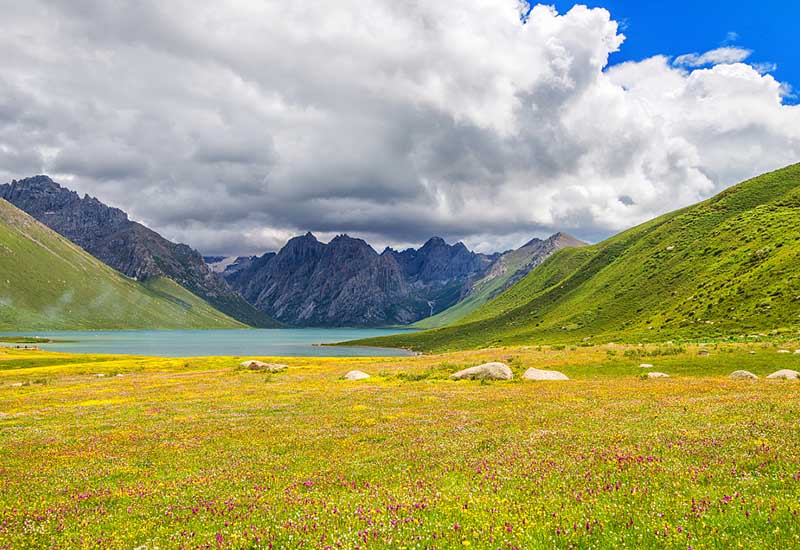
(766, 369, 799, 380)
(647, 372, 670, 379)
(342, 370, 371, 381)
(729, 370, 758, 380)
(240, 360, 288, 372)
(639, 363, 654, 368)
(450, 362, 513, 381)
(522, 368, 569, 381)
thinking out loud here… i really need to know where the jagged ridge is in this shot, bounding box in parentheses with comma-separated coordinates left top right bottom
(0, 176, 280, 328)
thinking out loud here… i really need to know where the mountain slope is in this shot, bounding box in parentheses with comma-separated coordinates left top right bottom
(0, 176, 279, 327)
(227, 234, 496, 327)
(354, 163, 800, 351)
(412, 232, 586, 329)
(0, 199, 245, 330)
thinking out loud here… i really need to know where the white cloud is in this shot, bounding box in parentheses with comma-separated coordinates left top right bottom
(674, 46, 752, 67)
(0, 1, 798, 255)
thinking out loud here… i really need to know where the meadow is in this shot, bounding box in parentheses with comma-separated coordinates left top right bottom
(1, 342, 800, 548)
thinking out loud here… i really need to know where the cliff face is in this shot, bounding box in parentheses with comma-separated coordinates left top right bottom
(228, 234, 495, 327)
(0, 176, 279, 327)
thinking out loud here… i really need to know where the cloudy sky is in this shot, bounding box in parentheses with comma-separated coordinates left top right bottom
(2, 1, 799, 255)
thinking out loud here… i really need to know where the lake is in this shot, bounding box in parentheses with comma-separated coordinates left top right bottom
(0, 329, 416, 358)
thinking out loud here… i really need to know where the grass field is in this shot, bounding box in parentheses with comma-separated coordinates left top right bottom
(2, 342, 800, 548)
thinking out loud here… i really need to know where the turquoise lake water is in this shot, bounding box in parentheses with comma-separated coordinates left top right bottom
(0, 329, 416, 357)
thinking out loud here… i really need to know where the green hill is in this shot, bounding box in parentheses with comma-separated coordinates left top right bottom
(354, 163, 800, 351)
(0, 199, 246, 330)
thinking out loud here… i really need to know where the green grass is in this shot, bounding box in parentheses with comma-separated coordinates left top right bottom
(2, 342, 800, 548)
(358, 163, 800, 352)
(0, 200, 245, 330)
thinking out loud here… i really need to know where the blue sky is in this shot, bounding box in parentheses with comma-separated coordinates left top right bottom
(551, 0, 798, 102)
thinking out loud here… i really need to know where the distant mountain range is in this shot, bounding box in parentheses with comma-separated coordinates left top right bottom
(354, 163, 800, 351)
(0, 176, 279, 328)
(208, 232, 581, 327)
(0, 199, 245, 330)
(412, 232, 586, 329)
(2, 175, 583, 329)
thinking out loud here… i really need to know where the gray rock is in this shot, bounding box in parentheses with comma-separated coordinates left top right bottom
(450, 362, 513, 381)
(343, 370, 371, 381)
(240, 360, 288, 372)
(729, 370, 758, 380)
(647, 372, 670, 379)
(522, 367, 569, 381)
(766, 369, 799, 380)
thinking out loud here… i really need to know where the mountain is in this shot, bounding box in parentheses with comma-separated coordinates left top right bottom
(0, 199, 246, 330)
(352, 163, 800, 351)
(0, 176, 279, 328)
(226, 233, 496, 327)
(412, 232, 586, 329)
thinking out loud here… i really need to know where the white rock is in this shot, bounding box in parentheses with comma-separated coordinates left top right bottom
(94, 373, 106, 378)
(639, 363, 654, 368)
(522, 367, 569, 381)
(8, 382, 23, 387)
(729, 370, 758, 380)
(342, 370, 371, 381)
(240, 360, 288, 372)
(794, 350, 800, 355)
(777, 350, 791, 354)
(766, 369, 799, 380)
(647, 372, 670, 379)
(450, 362, 513, 381)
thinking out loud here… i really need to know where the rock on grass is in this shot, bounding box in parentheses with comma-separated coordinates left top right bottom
(240, 360, 288, 372)
(450, 362, 513, 381)
(342, 370, 371, 381)
(522, 368, 569, 381)
(766, 369, 799, 380)
(729, 370, 758, 380)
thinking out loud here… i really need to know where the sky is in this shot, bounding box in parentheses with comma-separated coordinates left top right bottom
(1, 1, 799, 256)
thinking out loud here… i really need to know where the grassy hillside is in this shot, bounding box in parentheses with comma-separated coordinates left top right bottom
(356, 163, 800, 351)
(0, 199, 246, 330)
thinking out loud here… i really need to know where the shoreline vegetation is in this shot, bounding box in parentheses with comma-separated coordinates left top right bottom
(0, 336, 72, 344)
(2, 340, 799, 548)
